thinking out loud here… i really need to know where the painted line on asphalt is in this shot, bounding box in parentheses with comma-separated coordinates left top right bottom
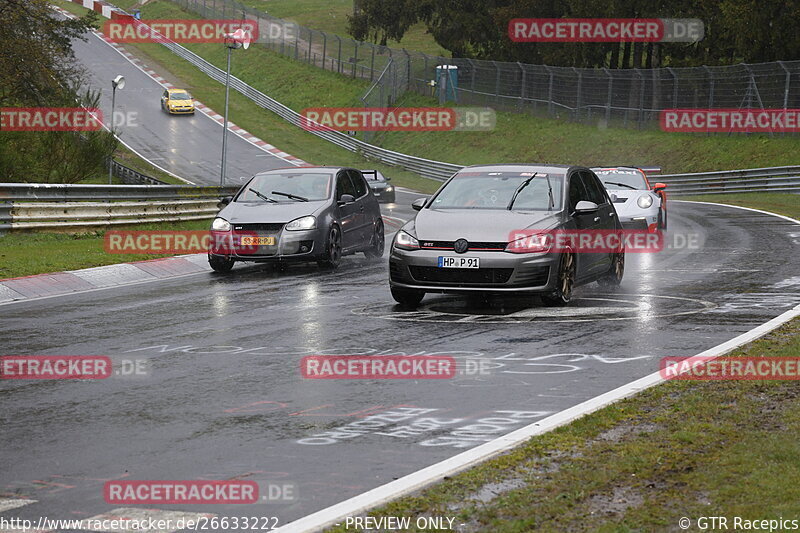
(0, 498, 37, 513)
(274, 201, 800, 532)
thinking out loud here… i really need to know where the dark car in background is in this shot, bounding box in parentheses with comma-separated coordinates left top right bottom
(389, 164, 624, 307)
(208, 167, 384, 272)
(362, 169, 396, 203)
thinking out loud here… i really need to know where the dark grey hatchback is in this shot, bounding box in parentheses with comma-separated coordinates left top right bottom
(389, 164, 624, 306)
(209, 167, 384, 272)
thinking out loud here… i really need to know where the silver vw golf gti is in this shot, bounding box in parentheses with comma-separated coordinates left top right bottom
(389, 164, 624, 307)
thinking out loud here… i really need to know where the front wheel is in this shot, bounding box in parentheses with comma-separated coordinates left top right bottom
(364, 220, 385, 259)
(391, 287, 424, 307)
(597, 250, 624, 287)
(208, 255, 234, 273)
(541, 250, 575, 306)
(317, 225, 342, 269)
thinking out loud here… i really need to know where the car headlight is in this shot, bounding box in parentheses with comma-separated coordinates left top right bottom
(285, 215, 316, 231)
(211, 217, 231, 231)
(505, 233, 552, 254)
(386, 186, 394, 191)
(393, 230, 419, 250)
(637, 194, 654, 209)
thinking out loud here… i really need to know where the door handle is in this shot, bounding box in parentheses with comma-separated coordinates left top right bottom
(359, 205, 364, 212)
(593, 217, 600, 223)
(608, 212, 615, 217)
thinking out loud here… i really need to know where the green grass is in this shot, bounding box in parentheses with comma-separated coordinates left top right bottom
(239, 0, 448, 57)
(679, 193, 800, 220)
(0, 219, 211, 279)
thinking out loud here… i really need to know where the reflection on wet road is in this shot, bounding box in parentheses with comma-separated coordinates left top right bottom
(0, 202, 798, 528)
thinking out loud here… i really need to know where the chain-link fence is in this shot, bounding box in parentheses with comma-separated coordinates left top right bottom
(172, 0, 800, 131)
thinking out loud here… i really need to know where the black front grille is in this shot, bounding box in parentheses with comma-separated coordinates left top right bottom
(621, 220, 648, 230)
(233, 223, 285, 231)
(514, 266, 550, 286)
(409, 266, 513, 284)
(419, 241, 507, 251)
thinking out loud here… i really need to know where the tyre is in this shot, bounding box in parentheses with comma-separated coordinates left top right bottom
(317, 225, 342, 269)
(597, 250, 625, 287)
(657, 208, 665, 231)
(208, 254, 234, 273)
(364, 220, 385, 259)
(391, 287, 425, 307)
(541, 251, 576, 306)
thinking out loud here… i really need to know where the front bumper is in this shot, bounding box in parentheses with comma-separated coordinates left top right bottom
(389, 248, 558, 293)
(209, 226, 323, 262)
(168, 106, 195, 114)
(371, 188, 396, 203)
(619, 213, 658, 231)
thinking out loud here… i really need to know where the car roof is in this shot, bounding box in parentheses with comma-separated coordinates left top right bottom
(458, 163, 577, 175)
(253, 166, 347, 176)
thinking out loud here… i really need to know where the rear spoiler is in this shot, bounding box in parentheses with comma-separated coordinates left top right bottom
(598, 165, 661, 175)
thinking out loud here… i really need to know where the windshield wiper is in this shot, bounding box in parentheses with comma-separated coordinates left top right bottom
(251, 189, 277, 203)
(272, 191, 308, 202)
(545, 173, 554, 210)
(603, 181, 637, 190)
(507, 173, 538, 210)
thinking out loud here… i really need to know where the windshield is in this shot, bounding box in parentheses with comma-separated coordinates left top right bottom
(593, 169, 648, 190)
(170, 92, 191, 100)
(238, 172, 333, 202)
(362, 170, 385, 182)
(430, 171, 564, 210)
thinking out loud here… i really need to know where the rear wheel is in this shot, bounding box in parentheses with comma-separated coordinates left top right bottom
(208, 255, 234, 273)
(364, 220, 385, 259)
(598, 250, 625, 287)
(317, 226, 342, 269)
(391, 287, 424, 307)
(541, 251, 575, 306)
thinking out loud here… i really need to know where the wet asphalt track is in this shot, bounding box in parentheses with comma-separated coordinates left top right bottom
(1, 199, 800, 529)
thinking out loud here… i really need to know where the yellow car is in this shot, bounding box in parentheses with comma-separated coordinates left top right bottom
(160, 88, 195, 115)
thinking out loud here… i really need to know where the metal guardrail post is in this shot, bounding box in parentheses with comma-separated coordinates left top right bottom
(0, 202, 12, 233)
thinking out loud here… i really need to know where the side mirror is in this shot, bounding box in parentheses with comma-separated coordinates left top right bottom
(338, 193, 355, 205)
(220, 196, 232, 206)
(653, 182, 667, 193)
(385, 176, 392, 181)
(609, 193, 617, 203)
(574, 200, 599, 214)
(412, 198, 427, 211)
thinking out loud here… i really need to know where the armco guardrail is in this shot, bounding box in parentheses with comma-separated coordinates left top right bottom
(0, 184, 239, 231)
(659, 165, 800, 195)
(110, 159, 168, 185)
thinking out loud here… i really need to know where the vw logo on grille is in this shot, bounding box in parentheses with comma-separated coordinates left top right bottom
(454, 238, 469, 254)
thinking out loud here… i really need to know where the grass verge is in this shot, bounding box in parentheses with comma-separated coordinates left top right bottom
(0, 219, 210, 279)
